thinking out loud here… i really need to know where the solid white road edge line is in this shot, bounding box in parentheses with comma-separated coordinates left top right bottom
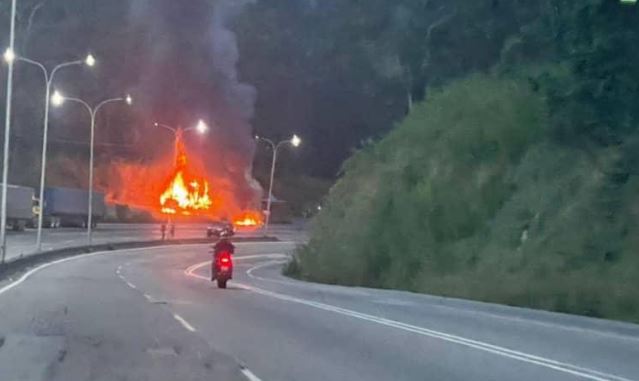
(244, 284, 632, 381)
(184, 254, 288, 281)
(246, 260, 291, 285)
(173, 313, 196, 332)
(240, 367, 263, 381)
(0, 242, 294, 297)
(0, 242, 285, 381)
(247, 260, 639, 345)
(185, 259, 633, 381)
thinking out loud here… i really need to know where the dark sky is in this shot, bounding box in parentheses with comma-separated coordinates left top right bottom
(0, 0, 264, 205)
(126, 0, 262, 205)
(1, 0, 392, 187)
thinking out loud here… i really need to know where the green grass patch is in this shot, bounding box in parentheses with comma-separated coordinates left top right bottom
(290, 73, 639, 324)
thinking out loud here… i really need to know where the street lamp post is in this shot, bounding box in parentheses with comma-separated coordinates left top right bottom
(154, 119, 209, 136)
(153, 120, 208, 162)
(0, 0, 18, 265)
(52, 92, 132, 246)
(153, 122, 179, 163)
(5, 54, 95, 252)
(255, 134, 301, 233)
(153, 120, 208, 229)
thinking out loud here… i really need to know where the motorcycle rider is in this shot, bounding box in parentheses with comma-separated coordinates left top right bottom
(211, 233, 234, 281)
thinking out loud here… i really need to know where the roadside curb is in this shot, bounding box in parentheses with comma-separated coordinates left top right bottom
(0, 236, 278, 280)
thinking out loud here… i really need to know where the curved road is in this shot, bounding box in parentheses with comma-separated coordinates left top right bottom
(3, 223, 306, 263)
(1, 242, 638, 380)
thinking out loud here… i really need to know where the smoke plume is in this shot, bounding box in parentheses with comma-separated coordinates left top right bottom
(99, 0, 262, 217)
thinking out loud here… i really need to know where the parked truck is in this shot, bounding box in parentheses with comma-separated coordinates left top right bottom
(42, 187, 106, 228)
(0, 184, 35, 231)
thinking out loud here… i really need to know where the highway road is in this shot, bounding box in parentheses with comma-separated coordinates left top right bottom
(1, 241, 638, 381)
(3, 222, 307, 263)
(0, 242, 639, 381)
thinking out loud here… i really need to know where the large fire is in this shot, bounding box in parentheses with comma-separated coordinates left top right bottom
(101, 127, 264, 225)
(159, 134, 213, 215)
(159, 172, 212, 214)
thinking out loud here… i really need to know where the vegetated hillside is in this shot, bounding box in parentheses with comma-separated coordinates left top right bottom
(290, 74, 639, 323)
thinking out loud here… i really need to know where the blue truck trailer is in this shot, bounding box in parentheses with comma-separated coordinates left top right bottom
(43, 187, 106, 228)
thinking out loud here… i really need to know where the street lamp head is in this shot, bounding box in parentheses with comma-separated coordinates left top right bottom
(291, 134, 302, 147)
(85, 54, 96, 67)
(51, 91, 65, 106)
(196, 119, 208, 134)
(3, 48, 15, 63)
(125, 94, 133, 105)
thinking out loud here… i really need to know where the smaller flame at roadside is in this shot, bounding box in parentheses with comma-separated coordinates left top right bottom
(233, 211, 264, 228)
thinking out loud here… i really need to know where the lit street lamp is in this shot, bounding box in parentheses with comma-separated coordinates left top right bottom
(52, 91, 132, 245)
(4, 52, 95, 252)
(291, 134, 302, 148)
(51, 91, 64, 106)
(3, 49, 15, 63)
(194, 119, 208, 134)
(153, 119, 209, 161)
(255, 134, 302, 232)
(0, 0, 18, 265)
(154, 119, 209, 135)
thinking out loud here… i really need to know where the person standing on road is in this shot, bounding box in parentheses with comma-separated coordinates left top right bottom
(169, 224, 175, 239)
(160, 223, 166, 240)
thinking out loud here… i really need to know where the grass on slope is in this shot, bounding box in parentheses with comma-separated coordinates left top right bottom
(287, 74, 639, 323)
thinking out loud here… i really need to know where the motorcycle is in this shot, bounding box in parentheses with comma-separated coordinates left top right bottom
(211, 250, 233, 288)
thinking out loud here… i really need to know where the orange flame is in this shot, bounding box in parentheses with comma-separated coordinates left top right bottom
(99, 125, 264, 222)
(233, 210, 264, 228)
(159, 132, 214, 215)
(159, 172, 212, 214)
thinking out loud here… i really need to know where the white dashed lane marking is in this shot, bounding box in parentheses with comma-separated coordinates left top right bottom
(184, 259, 635, 381)
(173, 313, 196, 332)
(240, 367, 263, 381)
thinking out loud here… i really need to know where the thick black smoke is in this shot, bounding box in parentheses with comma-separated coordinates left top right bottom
(124, 0, 261, 209)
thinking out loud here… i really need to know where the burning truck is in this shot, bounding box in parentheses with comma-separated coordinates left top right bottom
(102, 130, 263, 229)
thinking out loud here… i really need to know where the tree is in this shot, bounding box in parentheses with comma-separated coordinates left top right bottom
(545, 0, 639, 145)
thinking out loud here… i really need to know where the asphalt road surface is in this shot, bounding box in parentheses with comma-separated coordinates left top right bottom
(3, 222, 306, 263)
(1, 241, 638, 381)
